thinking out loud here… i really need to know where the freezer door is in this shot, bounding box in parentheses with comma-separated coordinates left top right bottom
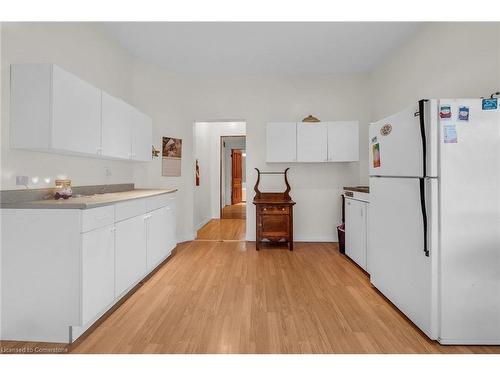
(368, 176, 438, 339)
(439, 99, 500, 344)
(369, 100, 438, 177)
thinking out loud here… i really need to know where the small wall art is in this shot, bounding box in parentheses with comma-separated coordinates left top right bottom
(162, 137, 182, 177)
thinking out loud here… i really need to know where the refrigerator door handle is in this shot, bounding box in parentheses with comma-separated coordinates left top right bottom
(418, 99, 429, 178)
(419, 177, 429, 257)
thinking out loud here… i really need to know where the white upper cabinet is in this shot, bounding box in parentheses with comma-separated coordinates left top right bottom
(266, 122, 297, 162)
(265, 120, 359, 164)
(10, 63, 101, 155)
(327, 121, 359, 162)
(51, 65, 102, 155)
(10, 63, 152, 162)
(101, 92, 133, 159)
(131, 108, 153, 162)
(297, 123, 328, 162)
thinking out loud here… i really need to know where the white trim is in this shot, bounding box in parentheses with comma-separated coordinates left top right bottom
(194, 217, 212, 232)
(438, 338, 500, 345)
(177, 232, 195, 243)
(245, 235, 337, 243)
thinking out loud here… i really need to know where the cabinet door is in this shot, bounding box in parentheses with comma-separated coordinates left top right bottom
(81, 225, 115, 324)
(327, 121, 359, 162)
(131, 108, 152, 162)
(51, 65, 101, 155)
(297, 123, 328, 162)
(101, 92, 132, 159)
(147, 207, 169, 271)
(266, 122, 297, 162)
(165, 198, 177, 253)
(345, 199, 367, 270)
(115, 215, 147, 297)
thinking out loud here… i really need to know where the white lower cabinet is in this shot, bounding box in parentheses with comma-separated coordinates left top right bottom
(0, 192, 177, 344)
(81, 224, 115, 324)
(115, 214, 148, 297)
(345, 198, 368, 271)
(147, 207, 169, 270)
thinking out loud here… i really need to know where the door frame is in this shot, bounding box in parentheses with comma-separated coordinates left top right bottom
(220, 135, 246, 219)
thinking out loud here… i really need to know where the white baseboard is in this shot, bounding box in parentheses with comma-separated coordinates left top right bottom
(177, 232, 196, 243)
(245, 235, 337, 243)
(438, 338, 500, 345)
(195, 217, 212, 231)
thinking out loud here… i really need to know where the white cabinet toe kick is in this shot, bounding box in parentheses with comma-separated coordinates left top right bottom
(0, 192, 177, 344)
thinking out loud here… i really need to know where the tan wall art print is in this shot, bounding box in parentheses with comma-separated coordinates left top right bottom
(162, 137, 182, 177)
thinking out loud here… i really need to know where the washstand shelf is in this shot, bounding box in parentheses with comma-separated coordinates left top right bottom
(253, 168, 295, 251)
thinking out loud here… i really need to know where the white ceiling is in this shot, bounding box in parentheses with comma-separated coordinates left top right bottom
(103, 22, 421, 74)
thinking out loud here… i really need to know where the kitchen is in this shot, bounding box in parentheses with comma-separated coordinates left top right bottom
(0, 8, 499, 374)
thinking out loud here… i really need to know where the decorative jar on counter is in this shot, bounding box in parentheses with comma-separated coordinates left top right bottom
(54, 179, 72, 200)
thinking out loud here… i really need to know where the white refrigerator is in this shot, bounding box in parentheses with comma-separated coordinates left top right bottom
(368, 98, 500, 344)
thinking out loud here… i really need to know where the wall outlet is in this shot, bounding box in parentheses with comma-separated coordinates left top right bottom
(104, 167, 112, 177)
(16, 175, 29, 187)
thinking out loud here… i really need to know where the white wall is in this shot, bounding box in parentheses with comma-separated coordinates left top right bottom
(131, 57, 370, 242)
(193, 122, 246, 230)
(4, 22, 497, 245)
(1, 22, 138, 190)
(370, 22, 500, 122)
(223, 137, 246, 206)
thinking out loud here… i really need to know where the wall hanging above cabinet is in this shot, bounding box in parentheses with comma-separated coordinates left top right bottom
(10, 63, 152, 162)
(266, 121, 359, 163)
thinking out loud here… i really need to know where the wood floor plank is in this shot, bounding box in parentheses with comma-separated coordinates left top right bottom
(2, 219, 499, 354)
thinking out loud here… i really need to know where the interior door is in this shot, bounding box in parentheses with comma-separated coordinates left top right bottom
(345, 198, 367, 270)
(297, 123, 328, 162)
(101, 92, 132, 159)
(115, 215, 147, 297)
(231, 149, 243, 204)
(51, 65, 101, 155)
(81, 225, 115, 324)
(368, 176, 437, 339)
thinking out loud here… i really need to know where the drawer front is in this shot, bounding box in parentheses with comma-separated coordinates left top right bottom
(258, 205, 289, 215)
(146, 193, 173, 212)
(115, 198, 147, 222)
(81, 205, 115, 232)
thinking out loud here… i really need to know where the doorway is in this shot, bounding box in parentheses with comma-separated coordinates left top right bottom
(192, 121, 246, 241)
(220, 136, 246, 220)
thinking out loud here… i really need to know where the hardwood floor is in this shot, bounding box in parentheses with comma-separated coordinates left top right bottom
(196, 218, 246, 241)
(221, 203, 246, 219)
(1, 219, 499, 354)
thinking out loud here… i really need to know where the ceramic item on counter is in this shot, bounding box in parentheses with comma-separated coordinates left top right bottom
(54, 179, 72, 200)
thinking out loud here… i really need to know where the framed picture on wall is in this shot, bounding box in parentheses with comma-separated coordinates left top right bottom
(162, 137, 182, 177)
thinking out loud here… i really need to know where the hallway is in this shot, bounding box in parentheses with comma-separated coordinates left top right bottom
(221, 203, 246, 219)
